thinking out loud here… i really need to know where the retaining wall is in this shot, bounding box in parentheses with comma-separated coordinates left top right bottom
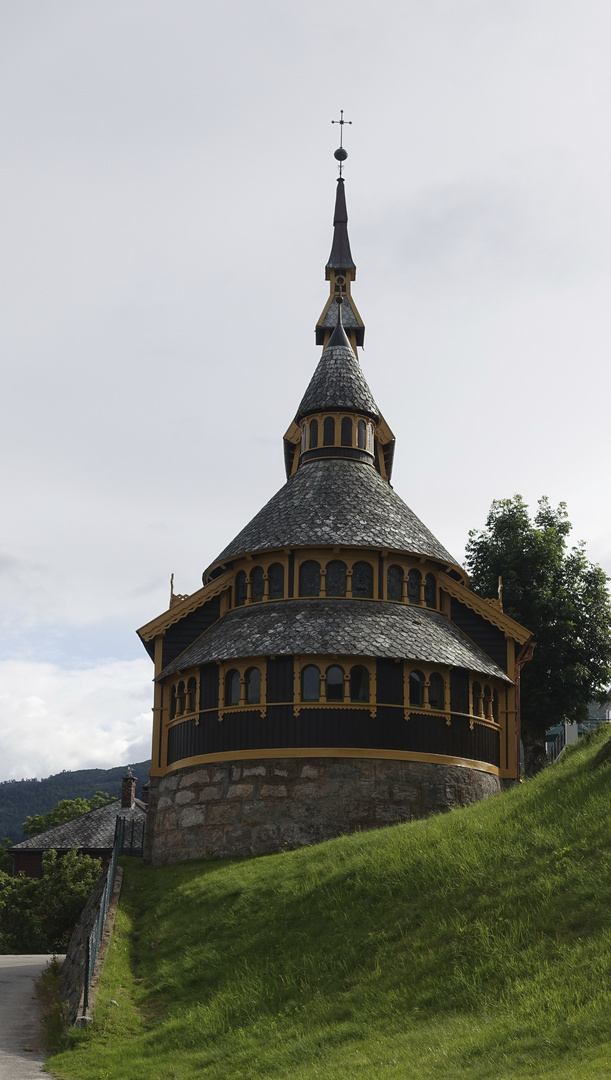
(144, 756, 499, 865)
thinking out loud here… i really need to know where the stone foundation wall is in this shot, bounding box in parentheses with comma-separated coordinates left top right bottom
(145, 756, 500, 865)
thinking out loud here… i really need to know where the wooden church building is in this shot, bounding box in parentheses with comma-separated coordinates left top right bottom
(138, 155, 532, 865)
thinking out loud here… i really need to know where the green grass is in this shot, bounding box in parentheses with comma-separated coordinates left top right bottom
(48, 730, 611, 1079)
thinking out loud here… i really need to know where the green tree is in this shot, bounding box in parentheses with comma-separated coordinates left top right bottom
(0, 838, 12, 873)
(465, 496, 611, 776)
(0, 849, 101, 953)
(22, 792, 113, 838)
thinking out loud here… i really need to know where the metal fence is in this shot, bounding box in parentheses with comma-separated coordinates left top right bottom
(82, 815, 145, 1012)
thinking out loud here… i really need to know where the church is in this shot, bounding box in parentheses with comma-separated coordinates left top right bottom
(138, 143, 532, 865)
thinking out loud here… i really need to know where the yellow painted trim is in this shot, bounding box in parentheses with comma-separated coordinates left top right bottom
(138, 570, 232, 641)
(441, 575, 531, 644)
(158, 746, 500, 776)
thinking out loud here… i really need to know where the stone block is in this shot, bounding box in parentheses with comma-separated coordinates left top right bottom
(243, 765, 266, 776)
(208, 803, 239, 826)
(178, 805, 207, 828)
(231, 765, 242, 781)
(174, 788, 195, 806)
(328, 760, 366, 780)
(389, 784, 419, 802)
(212, 767, 231, 782)
(239, 801, 267, 827)
(260, 784, 287, 798)
(300, 764, 318, 779)
(180, 768, 211, 787)
(156, 796, 173, 811)
(227, 783, 254, 800)
(160, 774, 180, 792)
(292, 782, 320, 799)
(198, 785, 223, 801)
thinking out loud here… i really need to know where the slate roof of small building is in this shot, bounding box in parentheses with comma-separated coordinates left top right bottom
(160, 598, 511, 682)
(10, 800, 146, 852)
(296, 341, 379, 420)
(211, 459, 459, 569)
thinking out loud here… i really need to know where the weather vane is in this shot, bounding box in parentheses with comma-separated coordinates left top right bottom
(332, 109, 351, 176)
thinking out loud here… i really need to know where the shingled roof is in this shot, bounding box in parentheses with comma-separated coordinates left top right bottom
(210, 459, 459, 570)
(296, 338, 379, 420)
(10, 800, 146, 853)
(160, 598, 510, 682)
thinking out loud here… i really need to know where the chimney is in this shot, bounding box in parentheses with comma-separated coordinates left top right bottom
(121, 767, 137, 809)
(141, 781, 150, 810)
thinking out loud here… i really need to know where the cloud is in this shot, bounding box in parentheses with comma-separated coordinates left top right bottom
(0, 658, 153, 781)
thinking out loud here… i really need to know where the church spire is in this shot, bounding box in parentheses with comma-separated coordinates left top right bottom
(316, 122, 365, 350)
(326, 178, 356, 274)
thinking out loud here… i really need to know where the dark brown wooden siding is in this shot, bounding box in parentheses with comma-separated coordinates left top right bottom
(450, 599, 507, 672)
(166, 707, 499, 766)
(376, 658, 404, 705)
(267, 657, 294, 703)
(161, 597, 222, 669)
(200, 663, 219, 709)
(450, 668, 470, 713)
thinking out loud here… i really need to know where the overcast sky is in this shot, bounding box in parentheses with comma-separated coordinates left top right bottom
(1, 0, 610, 782)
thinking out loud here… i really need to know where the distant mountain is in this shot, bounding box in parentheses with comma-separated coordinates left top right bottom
(0, 760, 151, 844)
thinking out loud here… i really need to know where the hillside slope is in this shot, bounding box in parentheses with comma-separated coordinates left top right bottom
(0, 761, 151, 843)
(50, 732, 611, 1080)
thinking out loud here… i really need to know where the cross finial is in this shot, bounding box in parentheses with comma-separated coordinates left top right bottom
(332, 109, 352, 176)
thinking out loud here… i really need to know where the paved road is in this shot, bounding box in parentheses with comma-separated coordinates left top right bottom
(0, 955, 59, 1079)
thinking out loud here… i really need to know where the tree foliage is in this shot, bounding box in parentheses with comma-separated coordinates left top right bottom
(22, 792, 114, 838)
(0, 849, 101, 953)
(465, 496, 611, 774)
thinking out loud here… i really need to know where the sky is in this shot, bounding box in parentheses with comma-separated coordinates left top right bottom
(1, 0, 611, 781)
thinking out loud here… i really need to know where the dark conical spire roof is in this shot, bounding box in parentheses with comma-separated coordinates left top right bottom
(297, 301, 378, 421)
(326, 178, 356, 270)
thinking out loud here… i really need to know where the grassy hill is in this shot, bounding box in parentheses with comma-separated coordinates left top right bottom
(0, 761, 151, 843)
(49, 731, 611, 1080)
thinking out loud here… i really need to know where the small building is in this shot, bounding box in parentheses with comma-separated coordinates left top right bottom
(10, 770, 146, 878)
(138, 158, 533, 865)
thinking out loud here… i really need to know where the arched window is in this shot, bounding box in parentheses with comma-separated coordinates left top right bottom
(251, 566, 264, 603)
(326, 560, 347, 597)
(323, 417, 335, 446)
(409, 670, 424, 707)
(245, 667, 261, 705)
(302, 665, 320, 702)
(326, 665, 345, 702)
(367, 423, 374, 454)
(407, 569, 422, 604)
(299, 560, 321, 597)
(301, 423, 307, 451)
(472, 681, 482, 717)
(357, 419, 366, 450)
(225, 669, 241, 706)
(309, 419, 318, 449)
(387, 564, 403, 602)
(428, 673, 444, 710)
(187, 677, 197, 713)
(268, 562, 284, 600)
(170, 685, 177, 720)
(352, 561, 373, 598)
(425, 573, 437, 609)
(350, 665, 370, 702)
(341, 416, 352, 446)
(235, 570, 248, 607)
(176, 681, 186, 716)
